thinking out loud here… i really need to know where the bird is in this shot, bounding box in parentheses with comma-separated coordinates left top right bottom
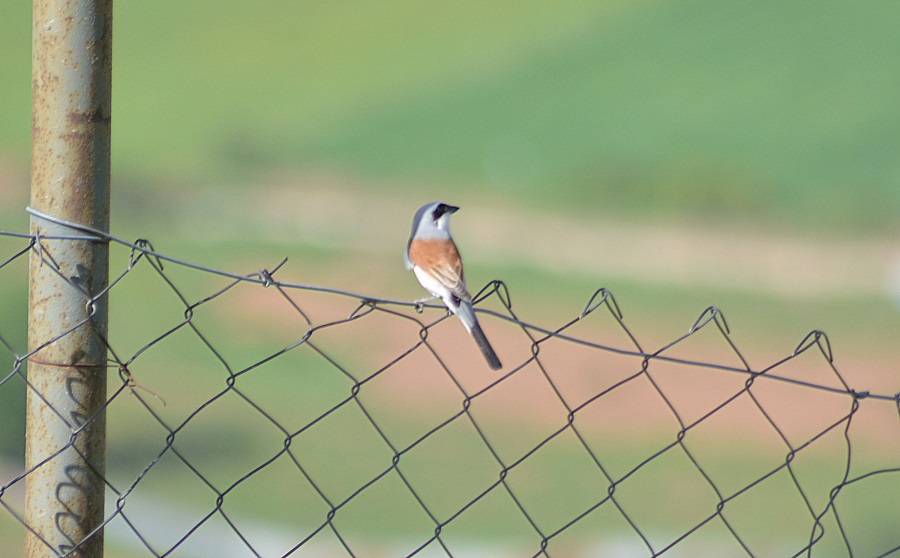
(405, 202, 502, 370)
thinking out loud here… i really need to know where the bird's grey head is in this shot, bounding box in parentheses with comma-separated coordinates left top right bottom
(410, 202, 459, 239)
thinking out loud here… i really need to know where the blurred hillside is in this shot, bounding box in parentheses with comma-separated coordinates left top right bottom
(1, 1, 898, 231)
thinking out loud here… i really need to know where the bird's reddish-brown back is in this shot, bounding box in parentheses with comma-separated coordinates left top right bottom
(408, 237, 467, 295)
(408, 238, 463, 275)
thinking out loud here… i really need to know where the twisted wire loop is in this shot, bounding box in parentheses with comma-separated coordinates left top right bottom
(1, 214, 898, 557)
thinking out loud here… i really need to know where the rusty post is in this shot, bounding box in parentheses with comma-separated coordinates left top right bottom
(25, 0, 112, 557)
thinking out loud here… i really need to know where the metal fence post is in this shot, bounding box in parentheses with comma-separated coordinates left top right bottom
(25, 1, 113, 557)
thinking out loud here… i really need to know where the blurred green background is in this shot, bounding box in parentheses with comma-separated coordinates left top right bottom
(1, 1, 899, 229)
(1, 1, 899, 555)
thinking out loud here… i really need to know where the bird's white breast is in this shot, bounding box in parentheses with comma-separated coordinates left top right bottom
(413, 265, 450, 300)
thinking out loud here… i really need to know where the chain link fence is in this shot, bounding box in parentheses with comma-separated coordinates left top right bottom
(1, 211, 898, 557)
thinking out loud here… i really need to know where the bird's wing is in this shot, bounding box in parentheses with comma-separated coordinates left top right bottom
(408, 238, 471, 302)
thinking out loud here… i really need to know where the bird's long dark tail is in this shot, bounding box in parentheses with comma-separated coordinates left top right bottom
(456, 301, 502, 370)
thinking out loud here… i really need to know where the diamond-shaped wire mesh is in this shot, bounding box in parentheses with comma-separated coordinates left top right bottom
(1, 216, 899, 558)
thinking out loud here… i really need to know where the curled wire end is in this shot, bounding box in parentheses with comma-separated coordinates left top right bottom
(494, 280, 513, 310)
(792, 329, 833, 362)
(690, 306, 729, 335)
(132, 239, 164, 270)
(32, 230, 45, 268)
(348, 300, 377, 320)
(257, 257, 288, 287)
(473, 280, 511, 310)
(581, 288, 622, 320)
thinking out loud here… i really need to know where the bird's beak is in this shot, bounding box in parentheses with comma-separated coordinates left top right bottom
(446, 205, 459, 214)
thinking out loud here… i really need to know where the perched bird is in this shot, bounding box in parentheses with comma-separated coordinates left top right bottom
(405, 202, 502, 370)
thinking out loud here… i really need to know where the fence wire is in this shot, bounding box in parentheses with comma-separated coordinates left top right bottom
(1, 211, 899, 558)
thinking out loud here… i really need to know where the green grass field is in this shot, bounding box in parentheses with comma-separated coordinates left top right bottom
(2, 1, 898, 229)
(1, 1, 898, 555)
